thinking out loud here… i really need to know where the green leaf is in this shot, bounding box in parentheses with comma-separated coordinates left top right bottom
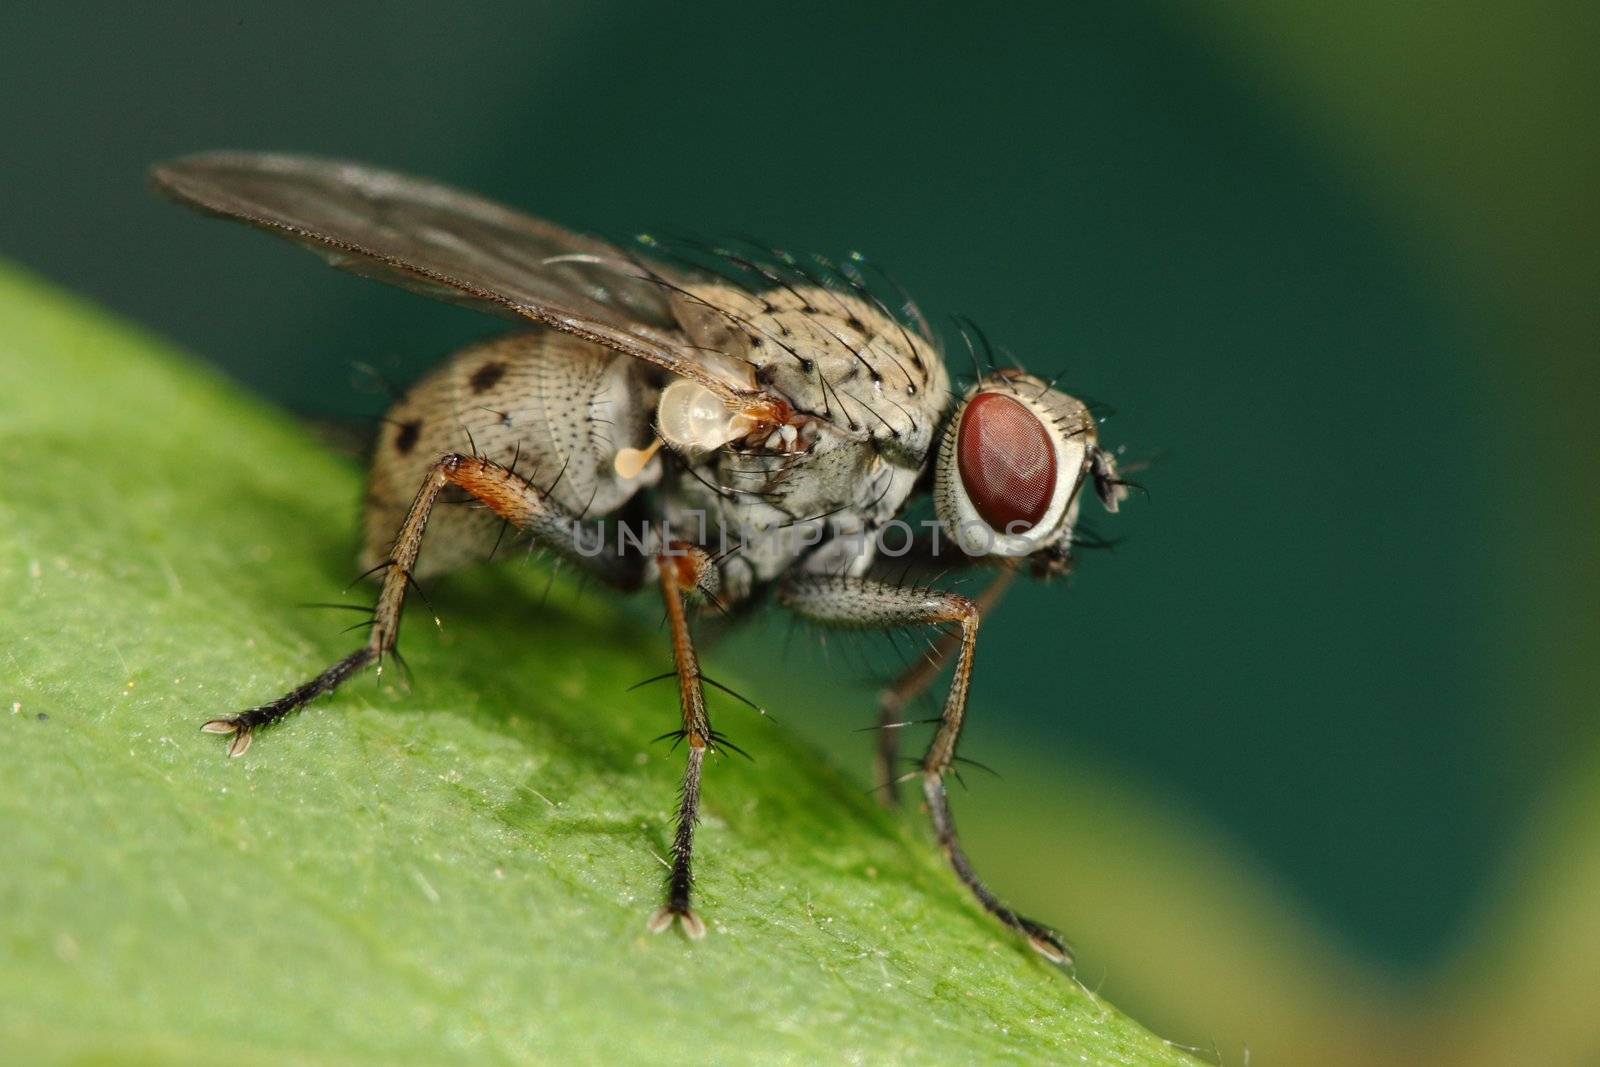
(0, 262, 1199, 1067)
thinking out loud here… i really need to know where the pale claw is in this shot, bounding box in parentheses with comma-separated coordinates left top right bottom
(1023, 922, 1072, 966)
(647, 906, 706, 940)
(200, 719, 253, 757)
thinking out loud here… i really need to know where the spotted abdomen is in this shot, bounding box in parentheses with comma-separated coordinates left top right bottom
(361, 330, 657, 576)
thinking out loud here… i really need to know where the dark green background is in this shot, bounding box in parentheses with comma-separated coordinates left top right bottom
(3, 0, 1591, 1040)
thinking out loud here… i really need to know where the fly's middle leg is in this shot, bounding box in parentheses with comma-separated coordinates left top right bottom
(203, 452, 639, 756)
(646, 542, 722, 939)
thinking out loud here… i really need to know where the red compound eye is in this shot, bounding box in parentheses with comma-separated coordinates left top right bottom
(956, 392, 1057, 533)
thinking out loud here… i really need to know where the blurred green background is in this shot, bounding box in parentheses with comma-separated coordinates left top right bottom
(2, 3, 1593, 1063)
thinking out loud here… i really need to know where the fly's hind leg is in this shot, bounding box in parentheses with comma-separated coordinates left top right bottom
(779, 574, 1070, 964)
(203, 452, 639, 756)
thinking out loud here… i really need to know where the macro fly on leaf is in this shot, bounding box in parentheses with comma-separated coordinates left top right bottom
(153, 152, 1134, 962)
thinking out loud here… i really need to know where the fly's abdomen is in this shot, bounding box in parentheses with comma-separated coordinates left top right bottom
(361, 330, 658, 575)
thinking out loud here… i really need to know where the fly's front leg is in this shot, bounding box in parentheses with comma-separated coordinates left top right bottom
(872, 566, 1015, 807)
(779, 575, 1071, 964)
(203, 452, 636, 756)
(646, 542, 721, 940)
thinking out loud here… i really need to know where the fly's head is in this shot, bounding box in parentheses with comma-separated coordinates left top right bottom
(933, 371, 1128, 578)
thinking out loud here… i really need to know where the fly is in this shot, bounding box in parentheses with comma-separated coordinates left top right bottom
(152, 152, 1134, 963)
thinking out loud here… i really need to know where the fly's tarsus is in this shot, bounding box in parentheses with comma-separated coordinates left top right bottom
(647, 903, 706, 940)
(199, 645, 378, 758)
(925, 773, 1074, 967)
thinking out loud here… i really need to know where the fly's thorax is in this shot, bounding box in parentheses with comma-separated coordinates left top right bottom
(662, 414, 921, 602)
(679, 282, 949, 467)
(638, 279, 951, 601)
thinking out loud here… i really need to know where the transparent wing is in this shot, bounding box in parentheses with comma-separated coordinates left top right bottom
(151, 151, 756, 397)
